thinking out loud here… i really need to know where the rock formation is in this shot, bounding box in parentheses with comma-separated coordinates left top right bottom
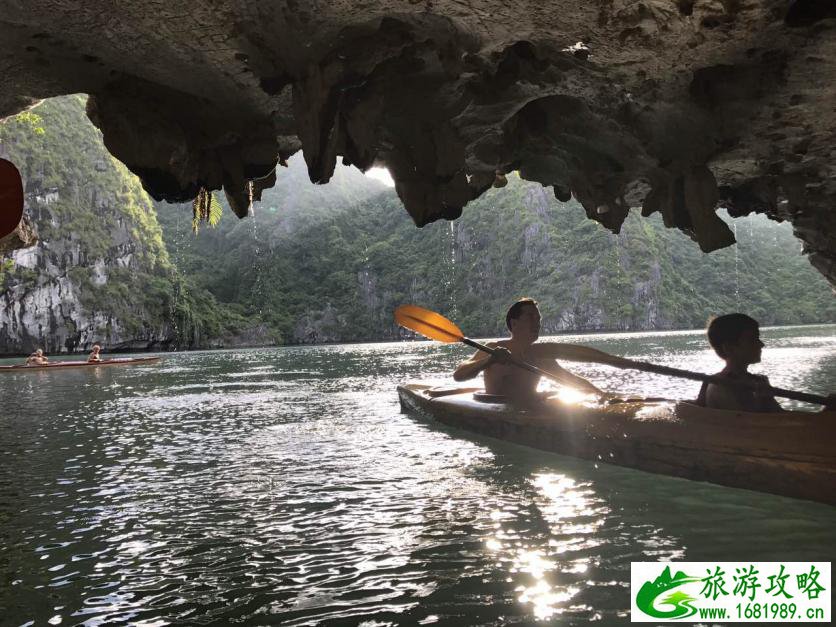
(0, 215, 37, 255)
(0, 96, 260, 354)
(1, 1, 834, 285)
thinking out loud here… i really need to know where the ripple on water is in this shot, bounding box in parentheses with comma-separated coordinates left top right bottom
(1, 332, 835, 624)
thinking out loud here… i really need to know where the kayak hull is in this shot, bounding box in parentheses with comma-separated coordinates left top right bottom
(397, 383, 836, 506)
(0, 356, 161, 372)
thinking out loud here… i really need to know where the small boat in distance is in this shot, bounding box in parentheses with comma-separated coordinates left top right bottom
(398, 383, 836, 506)
(0, 356, 162, 372)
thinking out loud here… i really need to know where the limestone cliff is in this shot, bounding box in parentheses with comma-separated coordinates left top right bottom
(344, 180, 836, 338)
(157, 159, 835, 343)
(0, 96, 251, 354)
(0, 97, 179, 353)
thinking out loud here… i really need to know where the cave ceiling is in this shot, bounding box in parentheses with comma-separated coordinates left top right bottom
(1, 0, 835, 285)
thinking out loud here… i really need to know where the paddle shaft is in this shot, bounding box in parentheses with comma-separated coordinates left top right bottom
(621, 359, 829, 405)
(462, 337, 829, 406)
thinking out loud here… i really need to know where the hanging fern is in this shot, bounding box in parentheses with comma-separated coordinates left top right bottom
(208, 194, 222, 226)
(191, 188, 223, 233)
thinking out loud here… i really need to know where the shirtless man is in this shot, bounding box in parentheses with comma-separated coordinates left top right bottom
(25, 348, 49, 366)
(453, 298, 605, 400)
(88, 344, 102, 363)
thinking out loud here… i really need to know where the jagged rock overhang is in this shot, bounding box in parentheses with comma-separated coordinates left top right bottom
(1, 1, 834, 286)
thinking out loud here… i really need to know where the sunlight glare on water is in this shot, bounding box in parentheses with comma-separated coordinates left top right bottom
(0, 324, 834, 625)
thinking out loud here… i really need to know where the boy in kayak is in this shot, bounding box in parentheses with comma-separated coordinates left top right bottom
(25, 348, 49, 366)
(696, 314, 783, 412)
(88, 344, 102, 363)
(697, 314, 836, 411)
(453, 298, 605, 400)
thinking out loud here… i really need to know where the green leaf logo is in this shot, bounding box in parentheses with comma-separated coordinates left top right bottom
(636, 566, 701, 619)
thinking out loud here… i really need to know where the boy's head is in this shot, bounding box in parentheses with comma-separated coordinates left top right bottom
(706, 313, 763, 364)
(506, 298, 540, 342)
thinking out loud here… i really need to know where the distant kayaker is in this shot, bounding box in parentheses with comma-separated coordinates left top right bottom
(696, 314, 784, 412)
(453, 298, 605, 400)
(88, 344, 103, 363)
(25, 348, 49, 366)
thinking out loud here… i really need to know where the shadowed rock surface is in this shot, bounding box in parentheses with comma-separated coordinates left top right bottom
(1, 1, 834, 284)
(0, 216, 37, 255)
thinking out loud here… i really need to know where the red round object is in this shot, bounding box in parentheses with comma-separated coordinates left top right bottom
(0, 158, 24, 239)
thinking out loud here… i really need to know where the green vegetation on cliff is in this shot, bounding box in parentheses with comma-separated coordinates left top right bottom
(158, 161, 835, 343)
(2, 96, 832, 352)
(0, 96, 244, 352)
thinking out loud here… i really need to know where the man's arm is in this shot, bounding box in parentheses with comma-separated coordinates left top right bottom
(453, 344, 510, 381)
(538, 343, 632, 368)
(541, 362, 604, 395)
(534, 343, 620, 395)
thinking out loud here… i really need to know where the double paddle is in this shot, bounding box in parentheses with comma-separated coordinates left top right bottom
(394, 304, 831, 406)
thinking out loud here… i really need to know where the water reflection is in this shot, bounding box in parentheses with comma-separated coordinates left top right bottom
(495, 473, 597, 619)
(0, 325, 834, 625)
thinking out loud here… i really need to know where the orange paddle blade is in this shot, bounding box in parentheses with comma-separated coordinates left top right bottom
(0, 158, 24, 239)
(394, 305, 464, 343)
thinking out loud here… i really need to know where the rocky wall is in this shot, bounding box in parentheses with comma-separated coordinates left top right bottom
(1, 1, 834, 285)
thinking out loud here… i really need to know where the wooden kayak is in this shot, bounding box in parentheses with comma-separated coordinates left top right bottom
(0, 356, 161, 372)
(397, 383, 836, 506)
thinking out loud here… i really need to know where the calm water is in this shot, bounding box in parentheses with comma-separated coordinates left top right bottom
(1, 325, 834, 626)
